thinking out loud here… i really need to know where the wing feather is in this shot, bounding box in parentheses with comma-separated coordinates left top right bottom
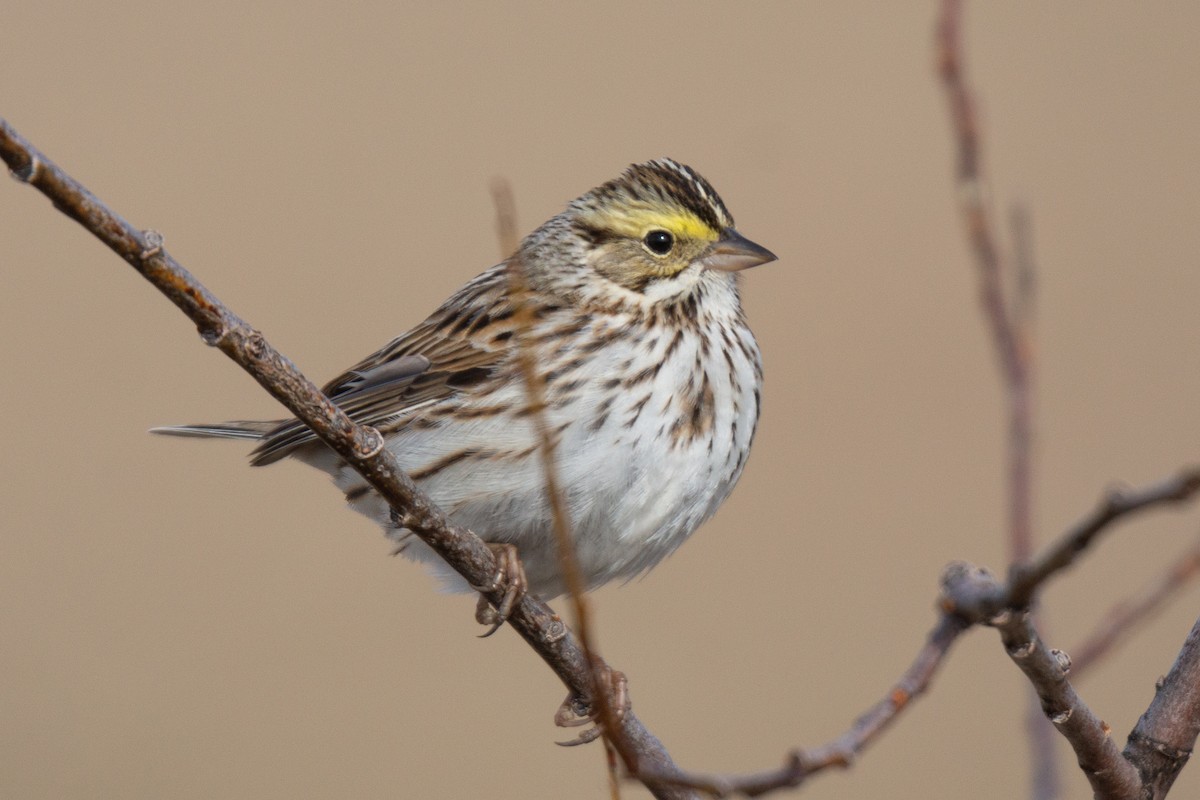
(250, 265, 514, 466)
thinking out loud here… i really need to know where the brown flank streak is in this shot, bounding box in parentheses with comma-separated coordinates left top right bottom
(670, 371, 716, 446)
(345, 485, 372, 502)
(622, 362, 661, 389)
(626, 393, 653, 428)
(407, 447, 493, 480)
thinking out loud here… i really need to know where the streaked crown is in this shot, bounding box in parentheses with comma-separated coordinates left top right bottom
(573, 158, 734, 235)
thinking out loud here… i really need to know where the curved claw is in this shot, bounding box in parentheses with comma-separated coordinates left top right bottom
(475, 595, 505, 638)
(556, 725, 605, 747)
(554, 695, 594, 728)
(471, 543, 527, 637)
(552, 669, 630, 746)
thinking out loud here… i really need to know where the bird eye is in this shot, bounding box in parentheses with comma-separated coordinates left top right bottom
(643, 229, 674, 256)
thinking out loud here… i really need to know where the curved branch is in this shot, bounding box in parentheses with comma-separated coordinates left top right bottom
(1071, 537, 1200, 677)
(645, 465, 1200, 799)
(10, 110, 1200, 799)
(638, 614, 968, 797)
(937, 471, 1200, 627)
(1007, 471, 1200, 609)
(0, 117, 695, 800)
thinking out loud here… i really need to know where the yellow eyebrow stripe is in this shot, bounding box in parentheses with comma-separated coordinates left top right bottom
(588, 203, 720, 242)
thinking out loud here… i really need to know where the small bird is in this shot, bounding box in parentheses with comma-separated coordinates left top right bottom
(155, 159, 775, 603)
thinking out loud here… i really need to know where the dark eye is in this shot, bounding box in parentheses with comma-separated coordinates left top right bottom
(643, 229, 674, 255)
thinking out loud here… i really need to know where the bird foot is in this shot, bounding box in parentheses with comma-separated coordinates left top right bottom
(555, 667, 629, 746)
(471, 543, 527, 637)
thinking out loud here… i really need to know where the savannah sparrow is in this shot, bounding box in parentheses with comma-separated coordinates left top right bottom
(156, 159, 775, 599)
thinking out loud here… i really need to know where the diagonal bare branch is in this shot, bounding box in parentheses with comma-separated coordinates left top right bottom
(993, 609, 1143, 799)
(938, 471, 1200, 626)
(643, 464, 1200, 798)
(637, 614, 969, 797)
(1071, 536, 1200, 678)
(1007, 472, 1200, 610)
(0, 117, 696, 800)
(491, 180, 625, 793)
(936, 3, 1048, 792)
(939, 470, 1200, 800)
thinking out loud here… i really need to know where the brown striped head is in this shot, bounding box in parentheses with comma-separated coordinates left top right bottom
(558, 159, 776, 295)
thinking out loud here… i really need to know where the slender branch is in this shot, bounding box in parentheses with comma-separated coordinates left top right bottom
(938, 470, 1200, 800)
(1124, 616, 1200, 799)
(938, 470, 1200, 625)
(1005, 200, 1037, 567)
(638, 615, 969, 797)
(937, 3, 1047, 792)
(941, 565, 1144, 800)
(493, 179, 601, 698)
(492, 180, 625, 779)
(993, 611, 1143, 799)
(632, 462, 1200, 800)
(1009, 203, 1037, 341)
(1007, 471, 1200, 609)
(10, 105, 1200, 800)
(1071, 537, 1200, 677)
(0, 118, 695, 800)
(936, 0, 1029, 441)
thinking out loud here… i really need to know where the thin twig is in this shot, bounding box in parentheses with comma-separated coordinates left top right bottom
(638, 615, 969, 797)
(938, 471, 1200, 625)
(937, 0, 1028, 421)
(938, 3, 1047, 795)
(938, 472, 1200, 800)
(645, 468, 1200, 799)
(0, 118, 696, 800)
(1071, 536, 1200, 678)
(491, 180, 624, 786)
(1007, 471, 1200, 609)
(11, 109, 1200, 800)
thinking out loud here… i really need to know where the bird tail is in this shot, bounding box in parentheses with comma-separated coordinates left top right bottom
(149, 420, 276, 441)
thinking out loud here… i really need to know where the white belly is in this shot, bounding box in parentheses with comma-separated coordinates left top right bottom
(324, 304, 762, 597)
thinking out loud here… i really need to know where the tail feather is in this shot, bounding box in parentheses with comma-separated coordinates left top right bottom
(150, 421, 274, 441)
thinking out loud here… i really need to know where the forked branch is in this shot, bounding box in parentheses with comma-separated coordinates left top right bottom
(642, 472, 1200, 798)
(940, 470, 1200, 799)
(7, 13, 1200, 789)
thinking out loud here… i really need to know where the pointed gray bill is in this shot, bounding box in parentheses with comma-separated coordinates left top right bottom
(701, 228, 778, 272)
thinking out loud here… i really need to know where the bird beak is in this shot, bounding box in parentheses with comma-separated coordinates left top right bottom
(701, 229, 778, 272)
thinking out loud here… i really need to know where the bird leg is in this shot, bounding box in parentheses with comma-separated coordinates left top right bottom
(471, 543, 527, 637)
(555, 665, 629, 746)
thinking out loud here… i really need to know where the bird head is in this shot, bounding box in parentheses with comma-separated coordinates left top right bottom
(522, 159, 776, 303)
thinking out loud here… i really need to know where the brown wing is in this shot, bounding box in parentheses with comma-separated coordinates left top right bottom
(250, 265, 516, 466)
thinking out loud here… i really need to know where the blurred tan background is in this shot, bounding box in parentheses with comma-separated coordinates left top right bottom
(3, 2, 1199, 798)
